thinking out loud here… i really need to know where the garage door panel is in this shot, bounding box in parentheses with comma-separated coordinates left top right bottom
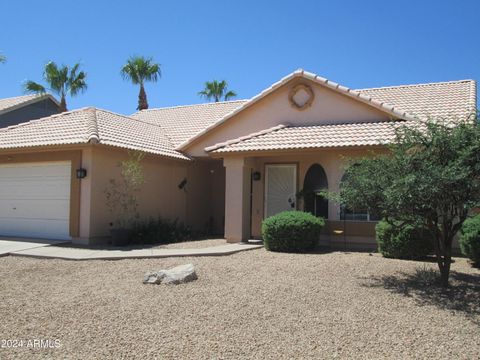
(0, 163, 70, 177)
(0, 182, 70, 200)
(0, 218, 69, 240)
(0, 161, 71, 240)
(0, 199, 70, 219)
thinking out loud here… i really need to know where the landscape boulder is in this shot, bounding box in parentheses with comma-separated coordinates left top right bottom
(143, 263, 197, 285)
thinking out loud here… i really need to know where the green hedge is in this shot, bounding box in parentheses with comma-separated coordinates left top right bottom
(132, 217, 191, 245)
(459, 215, 480, 267)
(376, 220, 433, 259)
(262, 211, 324, 252)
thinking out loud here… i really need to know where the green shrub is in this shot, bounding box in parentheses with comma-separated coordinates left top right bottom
(459, 215, 480, 267)
(132, 217, 191, 245)
(376, 220, 433, 260)
(262, 211, 324, 252)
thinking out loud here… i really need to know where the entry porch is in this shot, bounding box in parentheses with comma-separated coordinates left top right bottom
(219, 149, 379, 250)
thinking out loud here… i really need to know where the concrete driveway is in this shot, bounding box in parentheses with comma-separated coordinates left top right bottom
(0, 237, 67, 256)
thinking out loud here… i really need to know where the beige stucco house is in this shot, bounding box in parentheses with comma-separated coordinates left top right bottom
(0, 70, 476, 248)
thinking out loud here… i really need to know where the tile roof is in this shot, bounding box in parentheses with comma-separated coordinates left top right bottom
(0, 94, 60, 115)
(206, 121, 418, 153)
(357, 79, 476, 121)
(0, 108, 189, 160)
(131, 100, 248, 147)
(176, 70, 423, 150)
(131, 71, 475, 153)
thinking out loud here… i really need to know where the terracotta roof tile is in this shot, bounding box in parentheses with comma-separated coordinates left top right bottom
(207, 121, 418, 153)
(131, 100, 247, 147)
(357, 79, 476, 121)
(0, 108, 189, 160)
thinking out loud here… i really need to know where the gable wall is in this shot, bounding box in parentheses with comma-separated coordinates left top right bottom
(0, 99, 60, 128)
(185, 78, 391, 157)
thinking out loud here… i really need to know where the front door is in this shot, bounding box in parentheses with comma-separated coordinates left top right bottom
(264, 164, 297, 218)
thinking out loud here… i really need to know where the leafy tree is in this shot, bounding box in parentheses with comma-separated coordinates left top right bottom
(24, 61, 87, 112)
(340, 118, 480, 287)
(121, 56, 161, 110)
(198, 80, 237, 102)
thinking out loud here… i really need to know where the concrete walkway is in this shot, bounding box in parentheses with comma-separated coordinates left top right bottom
(7, 242, 263, 261)
(0, 238, 68, 257)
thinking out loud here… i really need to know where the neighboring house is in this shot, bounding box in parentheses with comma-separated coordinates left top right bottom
(0, 94, 61, 128)
(0, 70, 476, 248)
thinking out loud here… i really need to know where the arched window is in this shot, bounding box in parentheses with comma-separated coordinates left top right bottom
(339, 172, 379, 221)
(303, 164, 328, 219)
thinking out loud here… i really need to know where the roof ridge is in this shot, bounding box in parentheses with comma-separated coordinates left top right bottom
(356, 79, 475, 92)
(0, 106, 93, 133)
(133, 99, 249, 114)
(86, 108, 100, 143)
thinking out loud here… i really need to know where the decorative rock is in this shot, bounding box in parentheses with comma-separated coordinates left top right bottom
(143, 264, 197, 285)
(143, 271, 164, 284)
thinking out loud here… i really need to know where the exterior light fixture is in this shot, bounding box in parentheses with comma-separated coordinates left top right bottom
(76, 168, 87, 179)
(252, 171, 261, 181)
(178, 178, 187, 190)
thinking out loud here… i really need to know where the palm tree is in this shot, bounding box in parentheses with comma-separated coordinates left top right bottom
(198, 80, 237, 102)
(24, 61, 87, 112)
(121, 56, 161, 110)
(0, 54, 6, 63)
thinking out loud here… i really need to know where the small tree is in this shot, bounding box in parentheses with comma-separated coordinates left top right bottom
(198, 80, 236, 102)
(340, 118, 480, 287)
(105, 151, 145, 229)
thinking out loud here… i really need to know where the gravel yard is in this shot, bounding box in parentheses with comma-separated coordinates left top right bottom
(0, 249, 479, 359)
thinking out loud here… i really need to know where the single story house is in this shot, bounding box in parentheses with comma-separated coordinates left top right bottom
(0, 70, 476, 249)
(0, 94, 60, 128)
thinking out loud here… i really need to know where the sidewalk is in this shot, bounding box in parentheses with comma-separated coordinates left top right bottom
(9, 242, 263, 260)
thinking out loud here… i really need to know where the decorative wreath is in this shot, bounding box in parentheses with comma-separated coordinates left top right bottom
(288, 83, 314, 110)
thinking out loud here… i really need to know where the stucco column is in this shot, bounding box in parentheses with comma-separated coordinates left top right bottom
(224, 157, 252, 243)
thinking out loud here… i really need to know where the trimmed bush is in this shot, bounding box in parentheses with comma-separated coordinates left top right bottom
(132, 217, 191, 245)
(459, 215, 480, 267)
(376, 220, 433, 260)
(262, 211, 324, 252)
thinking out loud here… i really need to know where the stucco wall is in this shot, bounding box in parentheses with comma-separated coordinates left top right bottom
(185, 159, 225, 235)
(88, 146, 189, 239)
(186, 78, 391, 156)
(86, 147, 225, 241)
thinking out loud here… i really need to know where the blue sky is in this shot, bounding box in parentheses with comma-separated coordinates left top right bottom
(0, 0, 478, 115)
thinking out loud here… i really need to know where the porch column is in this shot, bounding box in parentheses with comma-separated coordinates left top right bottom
(224, 157, 252, 243)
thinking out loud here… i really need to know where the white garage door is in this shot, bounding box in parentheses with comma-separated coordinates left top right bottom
(0, 161, 71, 240)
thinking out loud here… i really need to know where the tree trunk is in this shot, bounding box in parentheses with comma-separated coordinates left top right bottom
(137, 85, 148, 110)
(59, 96, 67, 112)
(434, 234, 452, 287)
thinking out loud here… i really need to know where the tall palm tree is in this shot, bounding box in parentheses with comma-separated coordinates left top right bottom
(198, 80, 237, 102)
(121, 56, 161, 110)
(0, 54, 6, 64)
(24, 61, 87, 112)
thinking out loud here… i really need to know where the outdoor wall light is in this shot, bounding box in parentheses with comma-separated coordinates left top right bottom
(178, 178, 187, 190)
(76, 168, 87, 179)
(252, 171, 261, 181)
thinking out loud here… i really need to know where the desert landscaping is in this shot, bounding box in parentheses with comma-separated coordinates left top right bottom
(0, 247, 478, 359)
